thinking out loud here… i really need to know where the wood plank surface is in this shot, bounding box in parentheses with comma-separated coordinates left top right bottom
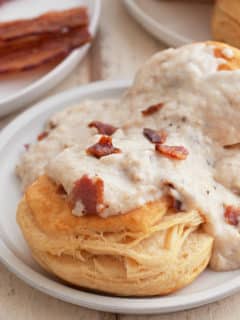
(0, 1, 239, 319)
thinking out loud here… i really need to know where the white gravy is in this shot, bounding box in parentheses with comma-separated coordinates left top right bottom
(16, 43, 240, 270)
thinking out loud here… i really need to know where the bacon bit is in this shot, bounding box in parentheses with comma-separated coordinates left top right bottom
(214, 48, 233, 71)
(88, 121, 118, 136)
(155, 145, 189, 160)
(224, 142, 240, 150)
(224, 205, 240, 226)
(37, 131, 48, 141)
(70, 175, 104, 215)
(218, 64, 232, 71)
(141, 103, 164, 116)
(143, 128, 167, 144)
(214, 47, 232, 60)
(214, 48, 226, 59)
(49, 121, 57, 129)
(86, 136, 121, 159)
(24, 143, 30, 150)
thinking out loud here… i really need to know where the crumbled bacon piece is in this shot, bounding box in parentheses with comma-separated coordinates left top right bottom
(155, 145, 189, 160)
(86, 136, 121, 159)
(70, 175, 104, 215)
(141, 103, 164, 116)
(218, 64, 231, 71)
(37, 131, 48, 141)
(88, 121, 118, 136)
(214, 47, 232, 60)
(143, 128, 167, 144)
(224, 205, 240, 226)
(49, 121, 57, 129)
(214, 48, 233, 71)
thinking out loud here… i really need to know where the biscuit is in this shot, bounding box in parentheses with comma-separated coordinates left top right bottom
(17, 175, 213, 296)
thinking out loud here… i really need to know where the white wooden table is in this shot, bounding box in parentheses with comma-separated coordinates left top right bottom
(0, 1, 240, 319)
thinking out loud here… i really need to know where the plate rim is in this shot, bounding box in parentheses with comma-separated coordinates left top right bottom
(0, 0, 101, 115)
(0, 80, 240, 314)
(124, 0, 196, 47)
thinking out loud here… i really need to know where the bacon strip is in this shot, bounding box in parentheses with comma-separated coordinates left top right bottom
(143, 128, 167, 144)
(0, 27, 91, 73)
(70, 175, 104, 215)
(224, 205, 240, 226)
(142, 103, 164, 116)
(0, 7, 89, 42)
(155, 145, 189, 160)
(37, 131, 48, 141)
(88, 121, 118, 136)
(87, 136, 121, 159)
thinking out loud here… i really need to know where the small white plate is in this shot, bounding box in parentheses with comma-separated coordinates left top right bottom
(124, 0, 213, 47)
(0, 0, 101, 117)
(0, 81, 240, 314)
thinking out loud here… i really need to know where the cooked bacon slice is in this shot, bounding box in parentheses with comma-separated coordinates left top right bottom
(37, 131, 48, 141)
(70, 175, 104, 215)
(88, 121, 118, 136)
(142, 103, 164, 116)
(143, 128, 167, 144)
(224, 206, 240, 226)
(87, 136, 121, 159)
(155, 145, 189, 160)
(0, 26, 91, 73)
(49, 121, 57, 130)
(0, 7, 88, 42)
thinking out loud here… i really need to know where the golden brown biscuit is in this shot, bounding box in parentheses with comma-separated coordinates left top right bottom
(17, 175, 213, 296)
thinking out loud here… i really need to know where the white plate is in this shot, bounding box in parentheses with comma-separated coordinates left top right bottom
(0, 0, 101, 117)
(0, 80, 240, 314)
(124, 0, 213, 47)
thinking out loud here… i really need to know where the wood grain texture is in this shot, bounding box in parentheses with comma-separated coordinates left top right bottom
(0, 0, 240, 319)
(0, 263, 114, 320)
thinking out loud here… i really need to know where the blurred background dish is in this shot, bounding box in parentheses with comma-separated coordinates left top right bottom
(0, 0, 101, 117)
(124, 0, 213, 46)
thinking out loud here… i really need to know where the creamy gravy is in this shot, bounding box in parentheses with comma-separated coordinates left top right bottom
(16, 100, 121, 189)
(16, 43, 240, 270)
